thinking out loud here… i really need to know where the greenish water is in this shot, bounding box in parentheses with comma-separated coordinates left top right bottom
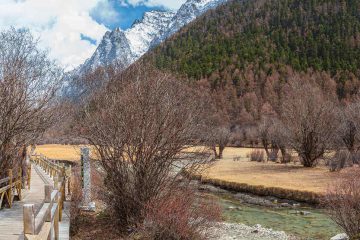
(213, 194, 341, 240)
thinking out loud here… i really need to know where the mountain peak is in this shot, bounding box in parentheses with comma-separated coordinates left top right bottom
(77, 0, 227, 74)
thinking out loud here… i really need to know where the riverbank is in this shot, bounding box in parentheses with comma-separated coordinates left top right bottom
(208, 222, 296, 240)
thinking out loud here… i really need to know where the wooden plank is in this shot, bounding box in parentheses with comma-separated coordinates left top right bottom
(0, 161, 70, 240)
(25, 222, 51, 240)
(0, 165, 46, 239)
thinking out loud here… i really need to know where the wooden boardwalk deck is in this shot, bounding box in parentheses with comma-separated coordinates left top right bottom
(0, 164, 70, 240)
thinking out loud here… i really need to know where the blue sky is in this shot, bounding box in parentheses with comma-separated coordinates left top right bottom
(0, 0, 186, 69)
(91, 1, 167, 30)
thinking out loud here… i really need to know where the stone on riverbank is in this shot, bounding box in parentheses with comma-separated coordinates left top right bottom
(207, 222, 297, 240)
(330, 233, 349, 240)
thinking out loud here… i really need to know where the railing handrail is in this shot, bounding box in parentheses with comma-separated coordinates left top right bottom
(23, 158, 69, 240)
(0, 166, 28, 209)
(23, 184, 60, 240)
(31, 154, 71, 180)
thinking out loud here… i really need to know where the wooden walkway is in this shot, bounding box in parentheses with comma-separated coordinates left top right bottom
(0, 164, 70, 240)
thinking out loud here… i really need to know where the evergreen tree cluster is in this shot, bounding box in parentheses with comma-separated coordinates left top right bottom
(149, 0, 360, 98)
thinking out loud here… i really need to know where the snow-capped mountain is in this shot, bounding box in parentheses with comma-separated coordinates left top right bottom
(126, 11, 175, 60)
(78, 28, 132, 73)
(77, 0, 227, 74)
(151, 0, 227, 46)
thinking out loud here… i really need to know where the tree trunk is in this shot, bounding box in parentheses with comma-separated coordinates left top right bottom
(302, 155, 315, 167)
(212, 145, 219, 159)
(348, 148, 357, 165)
(218, 145, 225, 159)
(261, 139, 270, 162)
(280, 147, 288, 163)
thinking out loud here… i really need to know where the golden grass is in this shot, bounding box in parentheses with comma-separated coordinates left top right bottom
(35, 144, 346, 194)
(34, 144, 87, 162)
(203, 147, 346, 194)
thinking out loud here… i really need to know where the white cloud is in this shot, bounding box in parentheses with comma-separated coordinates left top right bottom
(0, 0, 112, 70)
(120, 0, 187, 10)
(91, 1, 120, 26)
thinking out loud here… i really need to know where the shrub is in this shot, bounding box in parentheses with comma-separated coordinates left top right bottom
(249, 150, 264, 162)
(136, 188, 220, 240)
(350, 151, 360, 165)
(81, 65, 212, 230)
(69, 166, 83, 236)
(328, 150, 349, 172)
(268, 149, 278, 162)
(322, 169, 360, 239)
(280, 153, 292, 164)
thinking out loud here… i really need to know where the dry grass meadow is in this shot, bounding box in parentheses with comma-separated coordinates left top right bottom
(35, 144, 348, 193)
(34, 144, 87, 162)
(202, 147, 348, 193)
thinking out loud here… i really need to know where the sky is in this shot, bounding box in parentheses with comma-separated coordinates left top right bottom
(0, 0, 186, 70)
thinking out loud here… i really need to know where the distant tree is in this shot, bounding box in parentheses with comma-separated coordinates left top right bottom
(209, 126, 231, 159)
(258, 117, 273, 161)
(337, 100, 360, 165)
(280, 78, 338, 167)
(0, 28, 62, 176)
(201, 85, 232, 160)
(258, 116, 289, 163)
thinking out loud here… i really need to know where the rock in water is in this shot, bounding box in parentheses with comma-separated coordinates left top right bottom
(300, 211, 311, 216)
(330, 233, 349, 240)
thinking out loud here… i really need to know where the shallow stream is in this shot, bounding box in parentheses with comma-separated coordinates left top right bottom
(209, 192, 341, 239)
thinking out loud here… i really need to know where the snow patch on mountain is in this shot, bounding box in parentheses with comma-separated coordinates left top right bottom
(125, 11, 175, 59)
(77, 0, 227, 74)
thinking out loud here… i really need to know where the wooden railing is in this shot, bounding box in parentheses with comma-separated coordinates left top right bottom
(31, 154, 71, 196)
(24, 154, 71, 240)
(23, 184, 61, 240)
(0, 166, 30, 209)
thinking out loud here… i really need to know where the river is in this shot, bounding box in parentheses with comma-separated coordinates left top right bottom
(202, 188, 341, 239)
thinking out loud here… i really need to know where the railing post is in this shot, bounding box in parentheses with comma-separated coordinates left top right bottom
(23, 204, 36, 235)
(8, 169, 12, 208)
(44, 184, 53, 204)
(54, 176, 59, 190)
(27, 164, 31, 190)
(18, 167, 22, 200)
(54, 191, 59, 240)
(67, 165, 72, 195)
(61, 165, 66, 206)
(45, 184, 53, 226)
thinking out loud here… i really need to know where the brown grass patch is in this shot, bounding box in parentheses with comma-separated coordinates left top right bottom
(204, 147, 347, 194)
(35, 145, 348, 194)
(34, 144, 97, 162)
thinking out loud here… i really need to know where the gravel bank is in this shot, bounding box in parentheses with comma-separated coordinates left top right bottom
(208, 222, 297, 240)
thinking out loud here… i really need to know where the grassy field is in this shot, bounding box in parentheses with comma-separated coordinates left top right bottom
(35, 144, 346, 193)
(34, 144, 85, 162)
(203, 147, 347, 193)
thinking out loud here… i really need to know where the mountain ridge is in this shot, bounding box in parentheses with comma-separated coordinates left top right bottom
(75, 0, 228, 74)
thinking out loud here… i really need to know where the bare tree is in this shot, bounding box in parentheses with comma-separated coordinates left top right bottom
(280, 79, 338, 167)
(323, 169, 360, 239)
(203, 90, 231, 160)
(258, 116, 289, 163)
(258, 117, 272, 161)
(209, 126, 231, 159)
(0, 28, 62, 176)
(337, 100, 360, 165)
(80, 64, 212, 229)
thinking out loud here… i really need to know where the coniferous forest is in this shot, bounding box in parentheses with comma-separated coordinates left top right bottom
(150, 0, 360, 104)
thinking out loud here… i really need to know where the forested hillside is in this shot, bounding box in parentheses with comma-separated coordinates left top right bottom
(148, 0, 360, 106)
